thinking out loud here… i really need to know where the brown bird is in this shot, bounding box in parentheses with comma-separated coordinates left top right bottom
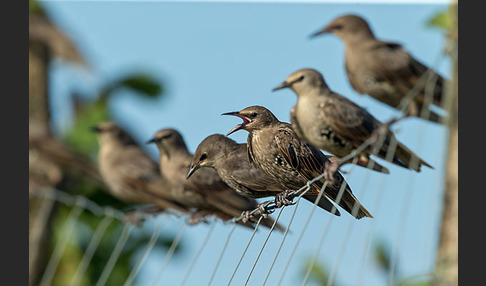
(147, 128, 283, 229)
(223, 106, 373, 220)
(273, 68, 433, 173)
(92, 122, 191, 223)
(187, 134, 335, 212)
(311, 14, 446, 123)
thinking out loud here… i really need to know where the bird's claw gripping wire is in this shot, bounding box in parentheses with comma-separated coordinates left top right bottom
(241, 201, 272, 224)
(274, 190, 298, 208)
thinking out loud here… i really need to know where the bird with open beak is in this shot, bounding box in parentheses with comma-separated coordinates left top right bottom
(310, 14, 447, 124)
(147, 128, 284, 230)
(223, 105, 373, 220)
(187, 134, 347, 220)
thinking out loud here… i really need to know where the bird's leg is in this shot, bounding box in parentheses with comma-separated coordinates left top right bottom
(123, 210, 148, 227)
(274, 190, 297, 208)
(241, 201, 271, 224)
(323, 160, 340, 185)
(188, 210, 211, 225)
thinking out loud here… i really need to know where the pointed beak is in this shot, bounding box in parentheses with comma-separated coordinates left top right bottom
(145, 138, 156, 144)
(272, 81, 290, 91)
(309, 26, 332, 39)
(222, 111, 252, 136)
(186, 163, 200, 179)
(91, 126, 102, 133)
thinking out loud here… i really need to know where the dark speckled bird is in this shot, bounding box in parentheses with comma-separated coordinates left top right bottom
(187, 134, 335, 212)
(273, 68, 433, 172)
(223, 106, 373, 220)
(311, 14, 446, 123)
(92, 121, 191, 221)
(147, 128, 283, 229)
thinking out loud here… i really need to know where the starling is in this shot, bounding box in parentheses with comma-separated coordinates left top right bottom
(147, 128, 283, 229)
(273, 68, 433, 172)
(223, 106, 373, 219)
(92, 121, 191, 221)
(311, 14, 446, 123)
(187, 134, 334, 212)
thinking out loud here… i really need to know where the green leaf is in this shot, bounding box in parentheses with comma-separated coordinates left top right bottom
(65, 98, 109, 157)
(29, 0, 46, 16)
(426, 9, 452, 31)
(115, 74, 163, 98)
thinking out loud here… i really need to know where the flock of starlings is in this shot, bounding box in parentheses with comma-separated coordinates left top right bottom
(92, 14, 446, 229)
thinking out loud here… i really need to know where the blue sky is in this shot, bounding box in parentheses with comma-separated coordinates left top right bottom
(42, 1, 451, 285)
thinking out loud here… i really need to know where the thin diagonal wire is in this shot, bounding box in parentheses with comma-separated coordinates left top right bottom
(39, 198, 85, 286)
(261, 198, 303, 286)
(244, 206, 285, 285)
(355, 172, 392, 285)
(151, 220, 187, 285)
(123, 215, 168, 286)
(226, 216, 263, 286)
(207, 222, 238, 286)
(180, 218, 217, 286)
(95, 224, 134, 286)
(276, 181, 329, 286)
(302, 160, 359, 286)
(33, 187, 126, 221)
(420, 131, 447, 271)
(29, 189, 56, 272)
(354, 134, 403, 285)
(387, 70, 440, 286)
(71, 215, 114, 286)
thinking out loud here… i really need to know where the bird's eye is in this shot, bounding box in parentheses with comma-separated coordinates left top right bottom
(200, 153, 207, 161)
(333, 24, 343, 30)
(250, 112, 258, 118)
(161, 133, 173, 140)
(298, 75, 305, 81)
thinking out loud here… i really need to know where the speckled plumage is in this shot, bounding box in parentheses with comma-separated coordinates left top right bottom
(224, 106, 373, 219)
(274, 68, 433, 172)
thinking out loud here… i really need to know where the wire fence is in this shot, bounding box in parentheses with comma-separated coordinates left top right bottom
(29, 31, 454, 286)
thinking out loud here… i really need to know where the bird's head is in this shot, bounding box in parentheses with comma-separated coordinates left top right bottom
(146, 128, 187, 157)
(272, 68, 328, 96)
(310, 14, 374, 42)
(222, 105, 279, 135)
(187, 134, 229, 179)
(91, 121, 135, 146)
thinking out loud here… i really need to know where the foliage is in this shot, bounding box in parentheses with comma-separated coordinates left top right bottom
(426, 7, 453, 31)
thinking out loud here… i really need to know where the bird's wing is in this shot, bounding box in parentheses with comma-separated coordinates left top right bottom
(320, 93, 380, 143)
(369, 41, 430, 86)
(274, 125, 328, 183)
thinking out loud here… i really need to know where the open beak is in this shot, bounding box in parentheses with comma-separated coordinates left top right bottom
(309, 26, 332, 39)
(222, 111, 252, 136)
(186, 163, 200, 179)
(272, 81, 291, 91)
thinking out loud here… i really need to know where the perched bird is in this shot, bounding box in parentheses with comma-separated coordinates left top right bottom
(311, 14, 446, 123)
(187, 134, 335, 212)
(147, 128, 283, 229)
(273, 68, 433, 173)
(92, 121, 191, 223)
(223, 106, 373, 220)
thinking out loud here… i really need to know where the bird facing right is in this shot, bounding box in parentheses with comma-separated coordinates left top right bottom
(273, 68, 433, 173)
(223, 105, 373, 220)
(311, 14, 447, 124)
